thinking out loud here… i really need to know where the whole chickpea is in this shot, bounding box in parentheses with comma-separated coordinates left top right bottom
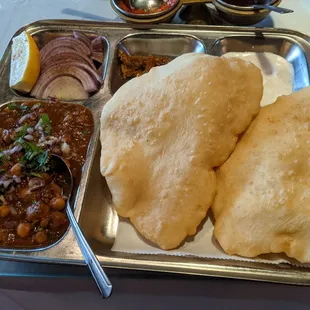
(35, 231, 48, 244)
(49, 197, 66, 210)
(16, 223, 32, 239)
(0, 205, 10, 218)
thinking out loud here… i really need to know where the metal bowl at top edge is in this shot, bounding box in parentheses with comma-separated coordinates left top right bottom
(110, 0, 183, 23)
(213, 0, 282, 26)
(216, 0, 278, 11)
(112, 0, 180, 19)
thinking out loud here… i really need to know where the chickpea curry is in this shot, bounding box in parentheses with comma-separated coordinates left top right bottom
(0, 100, 93, 248)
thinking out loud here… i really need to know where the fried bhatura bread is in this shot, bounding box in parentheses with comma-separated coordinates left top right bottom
(100, 53, 263, 250)
(213, 86, 310, 263)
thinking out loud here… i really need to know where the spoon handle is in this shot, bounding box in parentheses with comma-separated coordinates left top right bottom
(252, 4, 294, 14)
(66, 204, 113, 298)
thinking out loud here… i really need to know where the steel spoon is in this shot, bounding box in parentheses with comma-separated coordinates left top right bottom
(251, 3, 293, 14)
(50, 155, 112, 299)
(129, 0, 163, 11)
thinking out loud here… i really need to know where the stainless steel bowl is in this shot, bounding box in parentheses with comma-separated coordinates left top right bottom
(216, 0, 278, 11)
(111, 0, 180, 19)
(213, 0, 282, 25)
(110, 0, 184, 23)
(111, 0, 283, 25)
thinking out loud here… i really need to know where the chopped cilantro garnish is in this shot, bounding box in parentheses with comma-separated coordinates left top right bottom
(16, 124, 29, 139)
(41, 114, 52, 135)
(30, 172, 42, 178)
(37, 150, 49, 170)
(0, 153, 8, 165)
(83, 130, 90, 135)
(8, 103, 30, 111)
(17, 139, 42, 160)
(16, 139, 50, 172)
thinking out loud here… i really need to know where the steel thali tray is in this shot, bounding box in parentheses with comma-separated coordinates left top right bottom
(0, 19, 310, 285)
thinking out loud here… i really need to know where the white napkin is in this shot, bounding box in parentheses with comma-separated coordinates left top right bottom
(112, 211, 309, 266)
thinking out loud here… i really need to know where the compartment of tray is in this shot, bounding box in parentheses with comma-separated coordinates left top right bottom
(0, 98, 94, 251)
(210, 36, 310, 92)
(78, 138, 118, 254)
(10, 30, 109, 100)
(110, 34, 206, 94)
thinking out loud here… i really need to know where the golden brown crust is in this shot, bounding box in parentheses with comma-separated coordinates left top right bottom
(213, 86, 310, 262)
(100, 53, 262, 250)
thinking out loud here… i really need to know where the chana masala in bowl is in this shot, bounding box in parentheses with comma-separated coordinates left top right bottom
(0, 100, 93, 248)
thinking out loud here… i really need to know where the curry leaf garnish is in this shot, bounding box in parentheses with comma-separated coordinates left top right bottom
(8, 103, 30, 111)
(41, 114, 52, 135)
(83, 130, 89, 135)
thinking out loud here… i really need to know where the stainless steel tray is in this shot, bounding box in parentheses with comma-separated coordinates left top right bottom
(1, 19, 310, 285)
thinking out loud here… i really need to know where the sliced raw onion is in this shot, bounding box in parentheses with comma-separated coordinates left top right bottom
(40, 37, 91, 63)
(15, 126, 24, 132)
(0, 179, 13, 189)
(91, 52, 105, 64)
(41, 76, 89, 100)
(61, 142, 71, 154)
(39, 61, 103, 85)
(31, 103, 41, 110)
(91, 37, 104, 52)
(96, 64, 104, 78)
(24, 135, 34, 141)
(30, 65, 99, 98)
(34, 119, 42, 130)
(41, 48, 96, 70)
(73, 31, 91, 47)
(12, 176, 21, 184)
(42, 55, 95, 73)
(18, 113, 32, 124)
(2, 145, 22, 156)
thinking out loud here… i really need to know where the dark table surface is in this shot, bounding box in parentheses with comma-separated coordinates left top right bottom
(1, 260, 310, 310)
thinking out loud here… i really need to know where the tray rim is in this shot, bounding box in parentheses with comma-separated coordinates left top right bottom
(2, 19, 310, 59)
(1, 19, 310, 286)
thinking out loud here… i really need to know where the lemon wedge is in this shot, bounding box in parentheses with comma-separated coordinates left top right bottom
(9, 31, 40, 93)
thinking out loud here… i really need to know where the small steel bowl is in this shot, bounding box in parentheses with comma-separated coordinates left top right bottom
(216, 0, 279, 11)
(111, 0, 180, 19)
(110, 0, 183, 23)
(213, 0, 282, 26)
(111, 0, 283, 25)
